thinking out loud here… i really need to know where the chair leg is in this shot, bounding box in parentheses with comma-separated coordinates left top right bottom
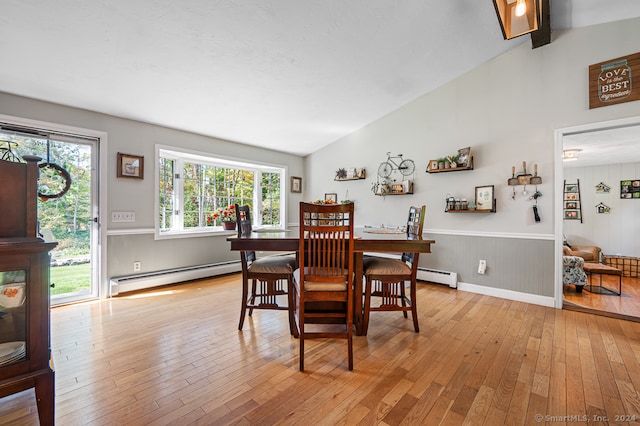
(299, 315, 305, 371)
(238, 276, 249, 330)
(362, 277, 372, 337)
(287, 276, 299, 338)
(348, 333, 353, 371)
(248, 279, 257, 316)
(410, 281, 419, 333)
(400, 282, 408, 318)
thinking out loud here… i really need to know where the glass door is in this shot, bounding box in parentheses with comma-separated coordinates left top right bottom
(0, 126, 99, 305)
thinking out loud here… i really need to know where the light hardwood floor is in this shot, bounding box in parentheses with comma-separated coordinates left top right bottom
(3, 274, 640, 425)
(564, 275, 640, 322)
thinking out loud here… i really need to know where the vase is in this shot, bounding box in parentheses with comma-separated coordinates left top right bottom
(222, 221, 236, 231)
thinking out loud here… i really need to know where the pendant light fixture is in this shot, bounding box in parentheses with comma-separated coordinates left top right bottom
(493, 0, 540, 40)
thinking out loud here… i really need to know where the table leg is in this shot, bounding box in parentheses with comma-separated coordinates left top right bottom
(354, 253, 364, 336)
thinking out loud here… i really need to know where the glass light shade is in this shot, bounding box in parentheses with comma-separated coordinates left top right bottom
(493, 0, 540, 40)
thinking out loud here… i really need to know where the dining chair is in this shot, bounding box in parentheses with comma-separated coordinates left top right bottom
(362, 205, 426, 335)
(235, 204, 298, 336)
(294, 201, 355, 371)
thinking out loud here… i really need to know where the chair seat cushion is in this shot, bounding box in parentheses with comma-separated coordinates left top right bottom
(363, 257, 411, 275)
(293, 268, 348, 291)
(249, 254, 296, 274)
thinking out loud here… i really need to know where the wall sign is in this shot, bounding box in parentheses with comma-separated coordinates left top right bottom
(589, 52, 640, 109)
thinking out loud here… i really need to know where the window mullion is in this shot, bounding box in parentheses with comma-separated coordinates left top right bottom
(175, 158, 184, 231)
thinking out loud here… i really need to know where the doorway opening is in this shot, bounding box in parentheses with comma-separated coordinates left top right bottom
(1, 122, 100, 306)
(555, 116, 640, 321)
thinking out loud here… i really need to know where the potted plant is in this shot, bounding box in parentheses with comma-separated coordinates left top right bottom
(208, 205, 237, 230)
(437, 158, 446, 170)
(447, 155, 458, 168)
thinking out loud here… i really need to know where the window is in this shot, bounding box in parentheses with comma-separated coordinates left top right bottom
(156, 147, 286, 237)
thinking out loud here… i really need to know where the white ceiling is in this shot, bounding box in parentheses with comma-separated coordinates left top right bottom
(2, 1, 640, 156)
(563, 124, 640, 168)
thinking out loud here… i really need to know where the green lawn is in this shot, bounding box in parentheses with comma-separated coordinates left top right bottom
(50, 263, 91, 296)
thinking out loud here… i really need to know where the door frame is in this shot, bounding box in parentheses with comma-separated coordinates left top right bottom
(554, 115, 640, 309)
(0, 113, 109, 299)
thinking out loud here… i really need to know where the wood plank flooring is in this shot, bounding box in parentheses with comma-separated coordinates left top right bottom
(3, 273, 640, 425)
(564, 275, 640, 322)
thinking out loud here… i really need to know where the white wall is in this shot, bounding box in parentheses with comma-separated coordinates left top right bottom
(564, 162, 640, 257)
(0, 92, 305, 295)
(306, 18, 640, 301)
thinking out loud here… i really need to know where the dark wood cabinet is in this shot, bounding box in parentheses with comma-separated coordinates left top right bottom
(0, 156, 56, 425)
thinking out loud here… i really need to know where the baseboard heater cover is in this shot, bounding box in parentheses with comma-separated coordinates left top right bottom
(110, 261, 241, 296)
(417, 267, 458, 288)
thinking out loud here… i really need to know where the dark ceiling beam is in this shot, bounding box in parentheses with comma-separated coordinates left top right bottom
(531, 0, 551, 48)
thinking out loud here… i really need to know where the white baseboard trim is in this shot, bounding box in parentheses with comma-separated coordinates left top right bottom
(110, 261, 241, 296)
(457, 282, 555, 308)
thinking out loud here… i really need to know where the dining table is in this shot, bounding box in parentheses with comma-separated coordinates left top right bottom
(227, 227, 435, 336)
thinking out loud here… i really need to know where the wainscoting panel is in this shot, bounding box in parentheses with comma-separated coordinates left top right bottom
(420, 233, 555, 297)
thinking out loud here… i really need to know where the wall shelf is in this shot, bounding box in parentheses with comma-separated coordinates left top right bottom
(335, 168, 365, 181)
(375, 191, 413, 196)
(446, 209, 495, 213)
(335, 176, 365, 181)
(427, 157, 474, 173)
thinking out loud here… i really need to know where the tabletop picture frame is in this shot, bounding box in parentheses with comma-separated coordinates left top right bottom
(117, 153, 144, 179)
(324, 193, 337, 203)
(475, 185, 495, 211)
(291, 176, 302, 193)
(457, 147, 471, 167)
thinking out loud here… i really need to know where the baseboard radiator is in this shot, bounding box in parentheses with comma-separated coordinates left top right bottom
(416, 267, 458, 289)
(109, 261, 242, 296)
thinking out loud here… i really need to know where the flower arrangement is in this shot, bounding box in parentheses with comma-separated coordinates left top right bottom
(207, 204, 236, 224)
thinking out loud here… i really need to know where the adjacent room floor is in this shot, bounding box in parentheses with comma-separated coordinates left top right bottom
(564, 275, 640, 322)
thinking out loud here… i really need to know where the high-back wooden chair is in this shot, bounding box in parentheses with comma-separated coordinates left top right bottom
(362, 205, 426, 335)
(294, 202, 355, 371)
(235, 204, 297, 336)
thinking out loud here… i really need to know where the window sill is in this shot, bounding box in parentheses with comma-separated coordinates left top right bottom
(156, 228, 236, 240)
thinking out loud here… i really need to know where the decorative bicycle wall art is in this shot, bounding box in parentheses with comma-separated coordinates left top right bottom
(372, 152, 415, 196)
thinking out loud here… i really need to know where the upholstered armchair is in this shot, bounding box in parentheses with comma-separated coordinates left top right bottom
(563, 255, 587, 293)
(562, 245, 601, 263)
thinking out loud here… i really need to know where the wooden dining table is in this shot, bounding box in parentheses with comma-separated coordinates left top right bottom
(227, 227, 435, 336)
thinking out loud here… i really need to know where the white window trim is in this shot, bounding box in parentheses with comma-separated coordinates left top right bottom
(154, 145, 287, 240)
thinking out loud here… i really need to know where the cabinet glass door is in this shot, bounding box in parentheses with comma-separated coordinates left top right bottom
(0, 269, 27, 367)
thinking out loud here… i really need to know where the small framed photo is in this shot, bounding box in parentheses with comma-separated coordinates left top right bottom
(564, 210, 581, 220)
(564, 184, 578, 193)
(429, 160, 438, 171)
(324, 193, 337, 203)
(457, 147, 471, 167)
(117, 153, 144, 179)
(564, 192, 578, 201)
(475, 185, 494, 211)
(291, 176, 302, 193)
(564, 201, 577, 209)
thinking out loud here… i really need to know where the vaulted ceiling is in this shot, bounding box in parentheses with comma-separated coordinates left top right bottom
(1, 1, 639, 156)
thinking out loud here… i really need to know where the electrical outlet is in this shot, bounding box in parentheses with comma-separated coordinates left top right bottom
(133, 261, 141, 272)
(478, 259, 487, 275)
(112, 211, 136, 222)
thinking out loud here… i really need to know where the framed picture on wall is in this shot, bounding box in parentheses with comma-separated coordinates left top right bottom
(620, 179, 640, 199)
(564, 209, 581, 220)
(291, 176, 302, 193)
(564, 184, 578, 193)
(564, 201, 578, 209)
(117, 153, 144, 179)
(475, 185, 495, 211)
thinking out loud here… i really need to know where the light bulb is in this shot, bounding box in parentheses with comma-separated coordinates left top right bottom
(515, 0, 526, 17)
